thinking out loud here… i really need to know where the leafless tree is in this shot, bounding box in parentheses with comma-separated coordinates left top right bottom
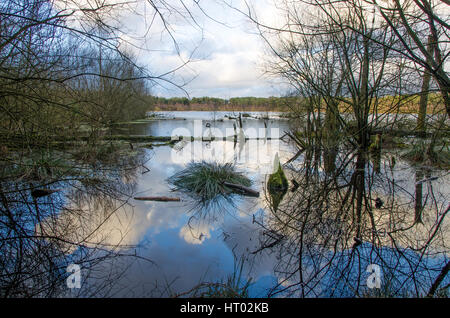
(0, 0, 204, 297)
(224, 0, 449, 297)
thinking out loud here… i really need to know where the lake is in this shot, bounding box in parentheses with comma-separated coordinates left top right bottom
(52, 111, 449, 297)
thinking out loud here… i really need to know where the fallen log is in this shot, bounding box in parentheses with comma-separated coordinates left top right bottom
(133, 196, 180, 202)
(223, 182, 259, 197)
(285, 147, 305, 164)
(103, 135, 173, 142)
(415, 176, 438, 185)
(31, 189, 62, 198)
(291, 179, 300, 192)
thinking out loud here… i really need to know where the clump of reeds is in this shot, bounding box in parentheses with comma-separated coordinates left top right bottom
(167, 161, 251, 208)
(201, 257, 252, 298)
(181, 256, 252, 298)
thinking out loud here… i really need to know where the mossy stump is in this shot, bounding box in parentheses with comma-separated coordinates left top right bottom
(268, 163, 288, 211)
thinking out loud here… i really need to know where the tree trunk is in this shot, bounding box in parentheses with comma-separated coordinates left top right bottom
(426, 261, 450, 297)
(354, 152, 366, 239)
(417, 35, 434, 134)
(324, 102, 338, 174)
(414, 168, 424, 225)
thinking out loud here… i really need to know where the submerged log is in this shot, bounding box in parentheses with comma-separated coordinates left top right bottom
(291, 179, 300, 192)
(31, 189, 61, 198)
(133, 196, 180, 202)
(415, 176, 438, 185)
(103, 135, 173, 142)
(223, 182, 259, 197)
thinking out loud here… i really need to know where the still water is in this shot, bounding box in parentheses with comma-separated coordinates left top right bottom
(56, 111, 448, 297)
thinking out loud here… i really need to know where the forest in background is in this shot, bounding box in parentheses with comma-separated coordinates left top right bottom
(147, 96, 292, 111)
(147, 94, 446, 114)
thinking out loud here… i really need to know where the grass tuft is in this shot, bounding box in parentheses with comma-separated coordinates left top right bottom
(201, 257, 252, 298)
(167, 161, 251, 209)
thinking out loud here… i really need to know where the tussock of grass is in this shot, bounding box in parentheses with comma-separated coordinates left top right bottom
(167, 161, 251, 208)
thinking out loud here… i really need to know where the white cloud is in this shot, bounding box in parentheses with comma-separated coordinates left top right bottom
(59, 0, 287, 98)
(119, 0, 287, 98)
(179, 222, 214, 245)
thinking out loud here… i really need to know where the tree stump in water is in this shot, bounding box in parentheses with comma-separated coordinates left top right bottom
(267, 162, 288, 211)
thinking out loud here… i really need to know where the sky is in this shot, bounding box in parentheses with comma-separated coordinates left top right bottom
(117, 0, 288, 99)
(64, 0, 450, 99)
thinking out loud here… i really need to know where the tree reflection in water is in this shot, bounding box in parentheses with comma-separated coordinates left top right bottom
(2, 134, 447, 298)
(0, 147, 154, 297)
(250, 141, 449, 297)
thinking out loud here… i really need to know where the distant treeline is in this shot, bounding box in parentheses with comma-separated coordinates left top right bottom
(147, 94, 445, 114)
(148, 96, 296, 111)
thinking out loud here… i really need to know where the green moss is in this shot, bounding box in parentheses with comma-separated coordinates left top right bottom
(368, 134, 382, 154)
(267, 163, 288, 211)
